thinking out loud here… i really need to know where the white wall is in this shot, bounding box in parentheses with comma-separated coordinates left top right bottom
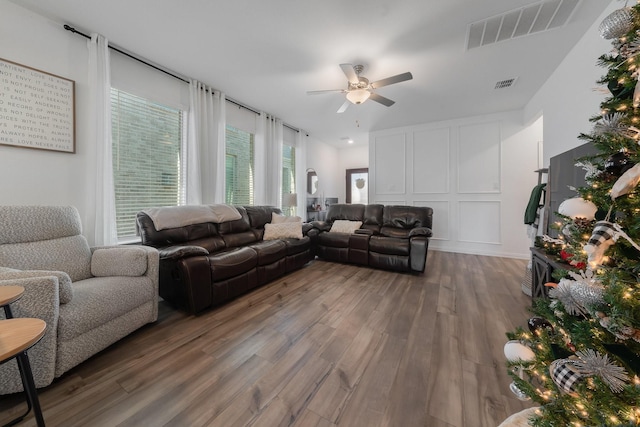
(370, 111, 542, 259)
(0, 2, 98, 238)
(525, 2, 618, 165)
(305, 136, 341, 209)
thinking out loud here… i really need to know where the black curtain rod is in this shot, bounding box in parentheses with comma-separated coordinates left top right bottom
(64, 24, 306, 135)
(64, 24, 189, 83)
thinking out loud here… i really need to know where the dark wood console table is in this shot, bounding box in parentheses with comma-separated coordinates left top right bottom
(530, 247, 573, 303)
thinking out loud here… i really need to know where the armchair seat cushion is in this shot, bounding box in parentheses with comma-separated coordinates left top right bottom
(208, 247, 257, 281)
(57, 276, 157, 342)
(369, 236, 410, 256)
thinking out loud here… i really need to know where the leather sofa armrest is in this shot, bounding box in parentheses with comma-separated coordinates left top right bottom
(354, 228, 373, 236)
(302, 223, 314, 235)
(310, 221, 331, 232)
(159, 245, 209, 260)
(409, 227, 433, 238)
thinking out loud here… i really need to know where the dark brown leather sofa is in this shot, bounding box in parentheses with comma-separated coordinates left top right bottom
(311, 204, 433, 273)
(137, 205, 313, 314)
(137, 203, 432, 314)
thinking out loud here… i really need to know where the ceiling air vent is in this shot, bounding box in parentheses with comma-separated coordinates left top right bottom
(466, 0, 580, 50)
(495, 78, 517, 89)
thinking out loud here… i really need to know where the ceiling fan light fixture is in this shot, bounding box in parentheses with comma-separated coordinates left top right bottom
(346, 89, 370, 105)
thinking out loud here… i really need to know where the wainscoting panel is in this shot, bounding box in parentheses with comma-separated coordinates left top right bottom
(457, 121, 501, 194)
(414, 200, 449, 241)
(458, 200, 501, 244)
(373, 133, 406, 195)
(413, 128, 450, 194)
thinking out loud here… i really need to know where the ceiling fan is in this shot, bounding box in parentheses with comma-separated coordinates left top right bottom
(307, 64, 413, 113)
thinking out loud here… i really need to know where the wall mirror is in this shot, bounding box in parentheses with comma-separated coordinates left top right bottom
(307, 168, 318, 195)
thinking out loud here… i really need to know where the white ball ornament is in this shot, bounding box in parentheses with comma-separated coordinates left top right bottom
(558, 197, 598, 220)
(504, 340, 536, 363)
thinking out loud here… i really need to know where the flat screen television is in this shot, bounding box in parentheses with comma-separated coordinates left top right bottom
(547, 142, 599, 237)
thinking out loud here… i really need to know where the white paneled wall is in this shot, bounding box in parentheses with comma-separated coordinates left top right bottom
(370, 111, 541, 259)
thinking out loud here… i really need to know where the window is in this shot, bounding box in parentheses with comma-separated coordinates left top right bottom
(281, 144, 296, 216)
(111, 88, 185, 240)
(225, 125, 254, 205)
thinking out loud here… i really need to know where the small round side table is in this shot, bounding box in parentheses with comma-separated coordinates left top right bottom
(0, 286, 25, 319)
(0, 286, 47, 427)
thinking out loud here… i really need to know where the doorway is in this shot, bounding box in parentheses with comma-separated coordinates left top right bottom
(346, 168, 368, 204)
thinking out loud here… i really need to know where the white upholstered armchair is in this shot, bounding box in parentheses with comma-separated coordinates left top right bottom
(0, 206, 159, 394)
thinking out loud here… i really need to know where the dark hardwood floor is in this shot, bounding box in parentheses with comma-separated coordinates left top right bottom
(0, 251, 534, 426)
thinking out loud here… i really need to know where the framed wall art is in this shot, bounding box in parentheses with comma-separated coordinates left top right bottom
(0, 58, 75, 153)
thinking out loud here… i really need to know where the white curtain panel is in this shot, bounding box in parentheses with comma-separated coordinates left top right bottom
(88, 33, 117, 246)
(255, 114, 284, 207)
(295, 131, 308, 218)
(186, 80, 226, 204)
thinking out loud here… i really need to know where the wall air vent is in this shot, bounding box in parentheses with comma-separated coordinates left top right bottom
(495, 78, 517, 89)
(466, 0, 580, 50)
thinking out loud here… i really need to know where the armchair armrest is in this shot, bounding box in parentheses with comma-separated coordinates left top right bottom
(159, 245, 209, 260)
(0, 276, 60, 391)
(91, 246, 158, 277)
(0, 268, 72, 304)
(409, 227, 433, 238)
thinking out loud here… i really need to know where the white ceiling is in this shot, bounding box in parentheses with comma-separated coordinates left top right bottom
(11, 0, 613, 147)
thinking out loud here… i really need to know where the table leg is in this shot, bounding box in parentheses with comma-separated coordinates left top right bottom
(2, 352, 46, 427)
(3, 305, 13, 319)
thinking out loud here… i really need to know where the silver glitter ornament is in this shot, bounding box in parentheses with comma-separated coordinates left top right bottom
(599, 8, 635, 40)
(573, 349, 629, 393)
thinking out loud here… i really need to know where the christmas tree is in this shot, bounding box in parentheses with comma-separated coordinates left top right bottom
(506, 5, 640, 426)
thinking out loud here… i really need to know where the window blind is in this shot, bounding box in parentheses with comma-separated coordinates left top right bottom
(111, 89, 184, 239)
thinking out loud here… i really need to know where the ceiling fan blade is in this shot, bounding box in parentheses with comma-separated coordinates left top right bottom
(307, 89, 346, 95)
(369, 92, 395, 107)
(337, 100, 350, 114)
(370, 72, 413, 89)
(339, 63, 359, 85)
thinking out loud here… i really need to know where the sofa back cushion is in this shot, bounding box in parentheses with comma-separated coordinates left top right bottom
(362, 204, 384, 233)
(325, 204, 365, 222)
(380, 206, 433, 238)
(0, 206, 93, 281)
(245, 206, 282, 229)
(137, 212, 220, 247)
(218, 207, 258, 247)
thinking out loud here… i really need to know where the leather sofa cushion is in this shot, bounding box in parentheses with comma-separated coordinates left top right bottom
(383, 205, 433, 230)
(363, 204, 384, 225)
(245, 206, 282, 229)
(318, 232, 350, 248)
(218, 207, 252, 235)
(208, 247, 257, 281)
(283, 236, 311, 255)
(369, 236, 410, 256)
(137, 212, 220, 246)
(249, 240, 286, 266)
(379, 226, 412, 239)
(187, 236, 227, 253)
(222, 231, 258, 248)
(326, 204, 365, 222)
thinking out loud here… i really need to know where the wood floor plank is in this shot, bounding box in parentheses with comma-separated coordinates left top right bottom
(0, 252, 534, 427)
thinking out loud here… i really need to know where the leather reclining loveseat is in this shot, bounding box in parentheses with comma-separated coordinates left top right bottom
(137, 205, 313, 314)
(311, 204, 433, 273)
